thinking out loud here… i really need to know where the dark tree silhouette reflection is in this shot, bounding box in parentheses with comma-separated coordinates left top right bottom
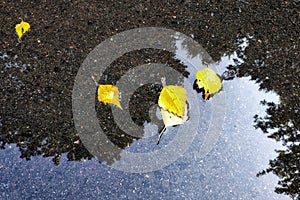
(254, 100, 300, 198)
(236, 8, 299, 196)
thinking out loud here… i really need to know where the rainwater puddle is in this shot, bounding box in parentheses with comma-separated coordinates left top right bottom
(0, 35, 289, 199)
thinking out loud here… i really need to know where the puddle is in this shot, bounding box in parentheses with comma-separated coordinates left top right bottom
(1, 29, 292, 198)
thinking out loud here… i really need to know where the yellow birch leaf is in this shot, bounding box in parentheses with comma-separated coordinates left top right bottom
(195, 68, 222, 100)
(97, 84, 122, 110)
(158, 85, 187, 118)
(15, 20, 31, 39)
(156, 85, 188, 144)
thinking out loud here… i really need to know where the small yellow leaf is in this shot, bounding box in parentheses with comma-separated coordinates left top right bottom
(157, 85, 188, 144)
(196, 68, 222, 100)
(97, 84, 122, 110)
(15, 20, 30, 39)
(158, 85, 187, 118)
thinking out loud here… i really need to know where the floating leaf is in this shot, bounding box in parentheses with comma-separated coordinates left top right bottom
(157, 85, 188, 144)
(15, 20, 30, 39)
(97, 84, 122, 110)
(195, 68, 222, 100)
(158, 85, 187, 118)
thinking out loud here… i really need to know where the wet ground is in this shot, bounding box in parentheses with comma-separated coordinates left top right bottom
(1, 0, 299, 199)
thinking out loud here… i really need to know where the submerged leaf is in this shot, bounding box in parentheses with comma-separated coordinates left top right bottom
(160, 106, 188, 127)
(15, 20, 30, 39)
(195, 68, 222, 100)
(97, 84, 122, 109)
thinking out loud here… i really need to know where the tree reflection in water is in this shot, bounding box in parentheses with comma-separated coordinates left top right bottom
(237, 34, 299, 199)
(254, 100, 299, 197)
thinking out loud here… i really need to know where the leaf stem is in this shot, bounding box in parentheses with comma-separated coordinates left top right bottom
(157, 126, 166, 145)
